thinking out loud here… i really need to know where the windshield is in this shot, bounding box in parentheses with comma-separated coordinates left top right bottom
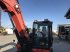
(34, 23, 48, 38)
(33, 23, 49, 48)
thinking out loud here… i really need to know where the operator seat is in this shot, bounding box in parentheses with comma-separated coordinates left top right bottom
(42, 26, 47, 36)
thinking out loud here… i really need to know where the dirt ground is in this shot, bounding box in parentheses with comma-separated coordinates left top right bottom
(0, 34, 17, 52)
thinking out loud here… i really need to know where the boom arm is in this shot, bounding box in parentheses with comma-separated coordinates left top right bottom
(0, 0, 29, 40)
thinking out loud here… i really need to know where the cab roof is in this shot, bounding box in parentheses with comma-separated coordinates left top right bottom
(34, 19, 52, 23)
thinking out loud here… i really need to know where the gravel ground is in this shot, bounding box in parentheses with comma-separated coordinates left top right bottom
(53, 36, 70, 52)
(0, 34, 17, 52)
(0, 35, 70, 52)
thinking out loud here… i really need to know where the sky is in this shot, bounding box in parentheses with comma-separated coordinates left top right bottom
(1, 0, 70, 31)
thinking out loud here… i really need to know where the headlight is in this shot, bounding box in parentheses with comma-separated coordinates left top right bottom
(15, 4, 19, 9)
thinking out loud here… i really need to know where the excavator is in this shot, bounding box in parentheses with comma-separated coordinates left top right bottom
(0, 0, 53, 52)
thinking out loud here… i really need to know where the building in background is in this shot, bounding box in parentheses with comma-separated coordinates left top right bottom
(5, 28, 13, 35)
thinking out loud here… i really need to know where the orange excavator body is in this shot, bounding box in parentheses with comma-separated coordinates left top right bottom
(0, 0, 52, 52)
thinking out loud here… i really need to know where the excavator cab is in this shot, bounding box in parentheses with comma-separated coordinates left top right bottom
(31, 19, 53, 52)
